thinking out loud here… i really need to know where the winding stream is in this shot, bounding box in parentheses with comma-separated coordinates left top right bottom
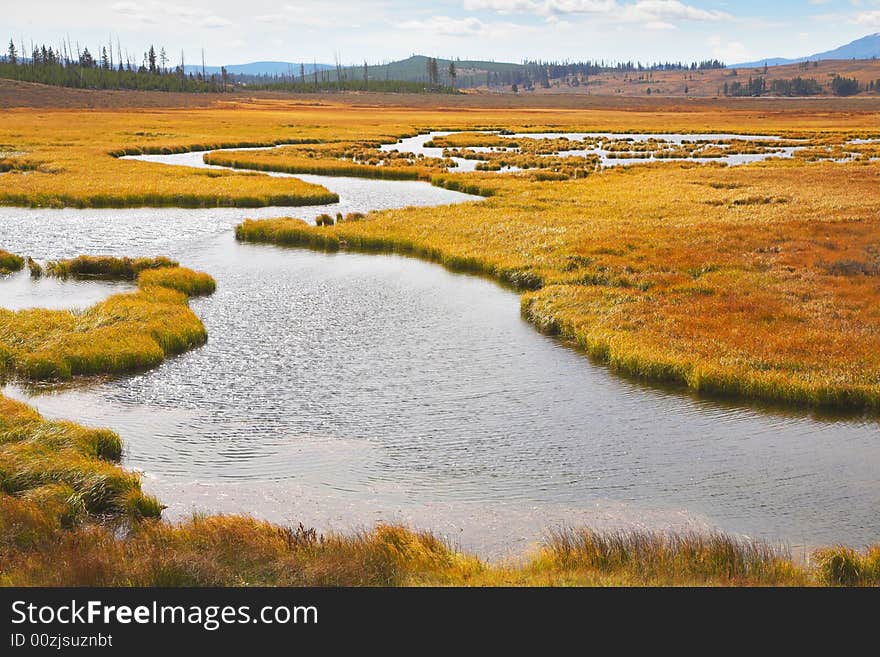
(1, 139, 878, 558)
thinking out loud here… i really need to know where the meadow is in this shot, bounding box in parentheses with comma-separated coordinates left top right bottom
(2, 89, 880, 586)
(533, 58, 880, 98)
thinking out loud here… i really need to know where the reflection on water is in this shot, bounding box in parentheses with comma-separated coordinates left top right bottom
(0, 141, 878, 556)
(0, 268, 135, 310)
(2, 235, 878, 554)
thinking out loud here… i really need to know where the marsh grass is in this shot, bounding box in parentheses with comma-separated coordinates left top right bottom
(137, 267, 216, 296)
(2, 503, 878, 586)
(235, 218, 542, 291)
(242, 151, 880, 412)
(46, 255, 179, 280)
(0, 388, 876, 588)
(0, 395, 159, 528)
(537, 528, 804, 585)
(26, 257, 42, 279)
(204, 151, 424, 181)
(1, 256, 216, 381)
(0, 250, 24, 275)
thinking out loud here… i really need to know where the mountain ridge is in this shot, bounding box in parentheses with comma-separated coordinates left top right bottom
(733, 33, 880, 68)
(185, 33, 880, 80)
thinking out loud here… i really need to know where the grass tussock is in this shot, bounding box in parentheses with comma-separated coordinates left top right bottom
(1, 256, 215, 381)
(0, 250, 24, 275)
(138, 267, 216, 296)
(532, 528, 805, 586)
(813, 546, 880, 586)
(46, 255, 178, 280)
(0, 395, 160, 529)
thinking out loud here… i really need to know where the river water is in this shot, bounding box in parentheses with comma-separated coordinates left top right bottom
(382, 131, 805, 169)
(1, 139, 877, 558)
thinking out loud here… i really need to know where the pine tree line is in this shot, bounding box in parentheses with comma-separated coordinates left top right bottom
(1, 38, 229, 92)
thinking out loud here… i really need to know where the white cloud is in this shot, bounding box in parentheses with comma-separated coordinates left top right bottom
(706, 35, 751, 62)
(110, 1, 231, 29)
(109, 1, 139, 13)
(254, 14, 284, 24)
(854, 10, 880, 27)
(199, 15, 233, 28)
(463, 0, 730, 23)
(645, 20, 677, 30)
(398, 16, 490, 37)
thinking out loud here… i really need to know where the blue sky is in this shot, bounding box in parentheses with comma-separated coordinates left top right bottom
(5, 1, 880, 65)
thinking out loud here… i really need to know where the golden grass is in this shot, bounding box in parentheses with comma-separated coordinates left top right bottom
(0, 395, 160, 528)
(238, 156, 880, 410)
(0, 250, 24, 275)
(0, 255, 215, 380)
(2, 494, 879, 586)
(46, 255, 178, 279)
(205, 149, 425, 180)
(2, 96, 880, 586)
(2, 98, 878, 207)
(138, 267, 216, 296)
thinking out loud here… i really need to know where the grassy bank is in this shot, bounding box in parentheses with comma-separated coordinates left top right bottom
(2, 459, 878, 586)
(235, 155, 880, 412)
(205, 151, 426, 181)
(2, 249, 878, 586)
(0, 395, 161, 532)
(0, 255, 215, 380)
(1, 382, 877, 586)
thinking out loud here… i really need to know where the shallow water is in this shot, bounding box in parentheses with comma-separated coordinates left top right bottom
(1, 142, 878, 557)
(0, 269, 135, 311)
(384, 131, 804, 170)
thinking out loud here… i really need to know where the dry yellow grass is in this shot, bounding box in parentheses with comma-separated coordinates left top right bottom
(527, 58, 880, 98)
(0, 256, 215, 380)
(2, 95, 880, 586)
(238, 155, 880, 409)
(6, 97, 868, 409)
(2, 386, 876, 586)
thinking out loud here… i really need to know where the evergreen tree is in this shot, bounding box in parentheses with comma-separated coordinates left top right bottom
(426, 57, 439, 86)
(831, 75, 860, 97)
(79, 47, 94, 68)
(7, 39, 16, 65)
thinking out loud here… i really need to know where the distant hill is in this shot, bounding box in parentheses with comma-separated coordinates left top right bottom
(733, 33, 880, 68)
(184, 61, 333, 77)
(321, 55, 522, 85)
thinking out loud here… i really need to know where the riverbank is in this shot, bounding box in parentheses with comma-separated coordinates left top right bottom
(1, 392, 876, 587)
(2, 97, 880, 585)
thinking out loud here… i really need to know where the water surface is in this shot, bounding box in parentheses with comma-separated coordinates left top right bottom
(1, 141, 877, 557)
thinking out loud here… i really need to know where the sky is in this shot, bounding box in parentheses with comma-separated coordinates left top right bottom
(4, 1, 880, 66)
